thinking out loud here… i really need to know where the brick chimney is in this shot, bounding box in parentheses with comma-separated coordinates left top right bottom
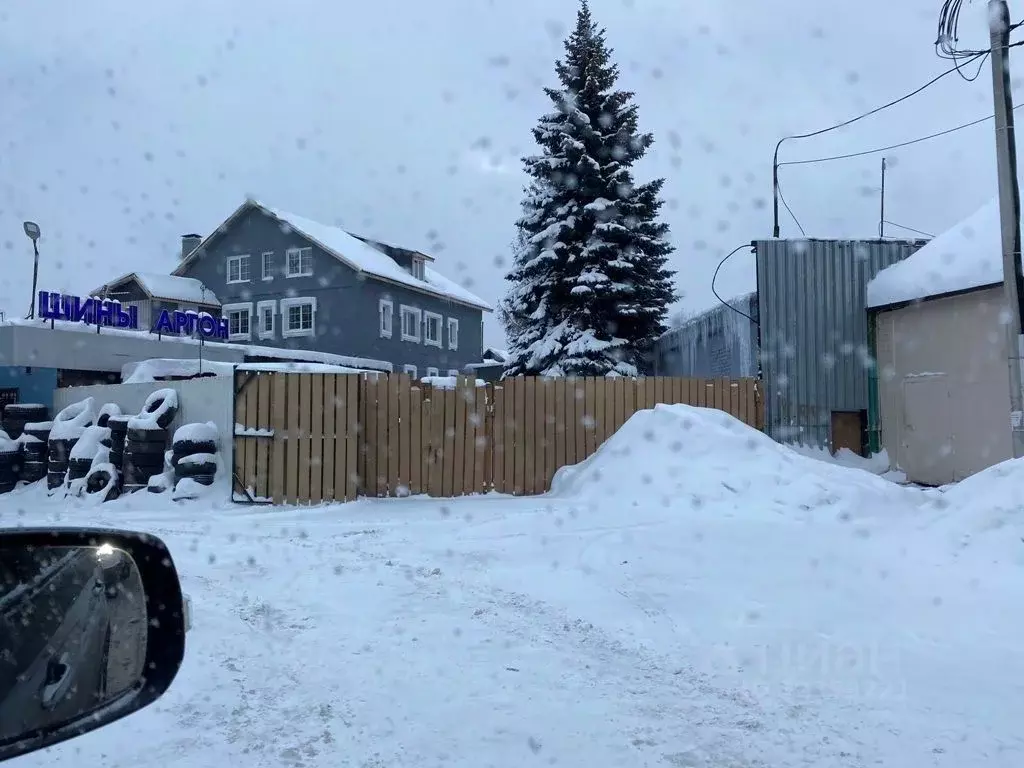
(181, 233, 202, 260)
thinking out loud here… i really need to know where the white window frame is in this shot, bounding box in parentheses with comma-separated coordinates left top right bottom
(222, 302, 253, 341)
(447, 317, 459, 350)
(256, 299, 276, 340)
(425, 366, 439, 377)
(280, 296, 317, 338)
(403, 364, 418, 378)
(400, 305, 422, 342)
(447, 369, 459, 377)
(411, 257, 425, 280)
(285, 246, 313, 278)
(261, 251, 274, 281)
(226, 254, 251, 284)
(379, 298, 393, 339)
(423, 311, 443, 348)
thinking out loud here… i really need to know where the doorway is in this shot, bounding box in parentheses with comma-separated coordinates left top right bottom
(830, 410, 865, 456)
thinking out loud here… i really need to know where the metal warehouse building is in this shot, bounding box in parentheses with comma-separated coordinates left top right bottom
(652, 293, 759, 378)
(754, 238, 927, 452)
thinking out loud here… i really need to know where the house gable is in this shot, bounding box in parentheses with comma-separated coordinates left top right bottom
(174, 198, 491, 311)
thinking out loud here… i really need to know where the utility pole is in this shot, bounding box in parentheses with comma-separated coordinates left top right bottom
(879, 158, 887, 238)
(989, 0, 1024, 458)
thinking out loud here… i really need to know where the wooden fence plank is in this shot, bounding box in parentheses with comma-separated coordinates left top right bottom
(583, 377, 596, 459)
(398, 375, 411, 495)
(309, 374, 324, 505)
(322, 375, 337, 501)
(269, 374, 286, 504)
(343, 375, 358, 501)
(523, 377, 536, 495)
(362, 376, 375, 497)
(473, 384, 487, 495)
(451, 378, 468, 496)
(410, 385, 422, 495)
(553, 378, 566, 477)
(542, 379, 555, 491)
(242, 375, 259, 495)
(493, 384, 505, 494)
(387, 375, 400, 496)
(284, 374, 300, 504)
(297, 375, 312, 503)
(566, 378, 580, 466)
(460, 379, 475, 496)
(442, 387, 457, 497)
(255, 374, 272, 499)
(376, 376, 390, 497)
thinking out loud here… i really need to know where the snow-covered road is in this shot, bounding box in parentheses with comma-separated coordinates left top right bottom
(4, 404, 1024, 767)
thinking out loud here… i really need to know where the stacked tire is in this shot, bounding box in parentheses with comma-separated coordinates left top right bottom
(20, 422, 51, 485)
(123, 425, 168, 492)
(0, 447, 19, 494)
(172, 423, 219, 488)
(48, 437, 80, 490)
(107, 416, 130, 474)
(2, 404, 48, 440)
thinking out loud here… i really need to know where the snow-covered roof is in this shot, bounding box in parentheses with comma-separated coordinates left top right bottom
(174, 198, 492, 312)
(482, 347, 509, 363)
(97, 272, 220, 305)
(866, 198, 1003, 309)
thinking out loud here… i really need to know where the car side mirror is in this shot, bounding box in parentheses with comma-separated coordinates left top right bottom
(0, 528, 186, 763)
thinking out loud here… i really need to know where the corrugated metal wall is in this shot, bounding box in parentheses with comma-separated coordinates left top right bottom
(754, 238, 927, 447)
(653, 293, 759, 378)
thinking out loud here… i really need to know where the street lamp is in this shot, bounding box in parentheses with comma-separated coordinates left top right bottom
(22, 221, 41, 320)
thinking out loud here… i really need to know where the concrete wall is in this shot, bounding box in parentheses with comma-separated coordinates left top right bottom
(53, 375, 235, 444)
(0, 324, 245, 374)
(178, 205, 484, 375)
(874, 286, 1011, 485)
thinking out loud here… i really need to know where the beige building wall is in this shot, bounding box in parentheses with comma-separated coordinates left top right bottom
(874, 286, 1012, 485)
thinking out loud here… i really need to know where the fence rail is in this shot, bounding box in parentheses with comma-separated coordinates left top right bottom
(233, 373, 763, 505)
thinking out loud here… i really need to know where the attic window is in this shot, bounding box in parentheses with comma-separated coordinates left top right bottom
(411, 257, 425, 281)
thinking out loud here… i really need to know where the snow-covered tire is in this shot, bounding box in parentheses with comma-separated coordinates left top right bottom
(137, 390, 178, 430)
(171, 439, 217, 459)
(21, 460, 46, 483)
(67, 457, 93, 481)
(85, 466, 120, 501)
(127, 426, 168, 445)
(175, 460, 216, 479)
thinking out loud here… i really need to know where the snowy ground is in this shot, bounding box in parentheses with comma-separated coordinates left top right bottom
(4, 404, 1024, 767)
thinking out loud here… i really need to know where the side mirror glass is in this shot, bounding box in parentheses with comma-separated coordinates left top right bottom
(0, 528, 185, 762)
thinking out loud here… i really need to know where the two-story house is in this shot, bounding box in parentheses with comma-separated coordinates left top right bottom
(102, 198, 490, 377)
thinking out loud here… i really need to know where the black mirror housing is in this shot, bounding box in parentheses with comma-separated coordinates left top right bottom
(0, 528, 186, 763)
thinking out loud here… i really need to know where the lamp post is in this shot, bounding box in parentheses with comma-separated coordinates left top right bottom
(22, 221, 41, 320)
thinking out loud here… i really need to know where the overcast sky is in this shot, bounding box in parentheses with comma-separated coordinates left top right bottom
(0, 0, 1012, 346)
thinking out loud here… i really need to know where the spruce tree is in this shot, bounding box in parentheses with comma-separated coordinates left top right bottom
(502, 0, 676, 377)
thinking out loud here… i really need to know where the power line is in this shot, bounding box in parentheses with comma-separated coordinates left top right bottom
(711, 244, 759, 326)
(882, 220, 935, 238)
(778, 103, 1023, 168)
(772, 39, 1024, 236)
(777, 181, 806, 237)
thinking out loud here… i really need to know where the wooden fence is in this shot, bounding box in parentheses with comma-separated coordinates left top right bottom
(232, 373, 762, 505)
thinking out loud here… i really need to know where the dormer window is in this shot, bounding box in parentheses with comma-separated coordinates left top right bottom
(411, 256, 425, 280)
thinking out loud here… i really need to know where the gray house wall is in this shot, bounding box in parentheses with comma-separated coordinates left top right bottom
(178, 206, 483, 375)
(754, 237, 928, 449)
(653, 293, 759, 378)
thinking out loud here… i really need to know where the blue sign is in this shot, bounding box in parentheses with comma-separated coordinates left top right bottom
(153, 308, 228, 340)
(37, 291, 228, 340)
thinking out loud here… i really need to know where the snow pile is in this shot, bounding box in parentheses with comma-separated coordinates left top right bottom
(96, 403, 122, 427)
(69, 425, 111, 462)
(420, 376, 485, 389)
(122, 358, 237, 383)
(174, 421, 219, 446)
(866, 198, 1000, 308)
(50, 398, 97, 440)
(0, 430, 16, 452)
(127, 388, 179, 430)
(550, 403, 917, 520)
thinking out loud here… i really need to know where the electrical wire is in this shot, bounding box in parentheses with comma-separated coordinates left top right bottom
(776, 182, 806, 236)
(882, 220, 935, 238)
(778, 103, 1023, 168)
(711, 244, 759, 326)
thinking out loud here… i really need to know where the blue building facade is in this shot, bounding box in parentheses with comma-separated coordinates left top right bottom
(0, 366, 60, 412)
